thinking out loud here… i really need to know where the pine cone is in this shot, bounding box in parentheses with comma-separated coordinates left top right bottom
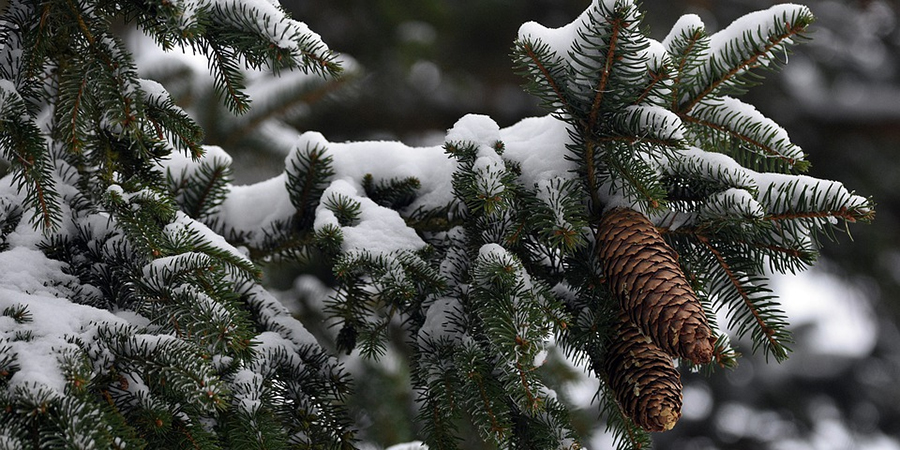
(597, 207, 715, 364)
(605, 314, 683, 432)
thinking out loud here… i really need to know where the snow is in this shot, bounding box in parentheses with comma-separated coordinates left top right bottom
(254, 330, 301, 354)
(314, 179, 426, 255)
(106, 184, 124, 197)
(0, 78, 23, 119)
(708, 4, 811, 71)
(644, 38, 669, 71)
(691, 96, 804, 163)
(0, 240, 127, 395)
(0, 78, 15, 94)
(217, 174, 295, 245)
(535, 178, 575, 231)
(517, 0, 635, 68)
(137, 78, 170, 104)
(471, 152, 506, 198)
(517, 18, 578, 61)
(319, 140, 455, 214)
(445, 114, 501, 146)
(418, 297, 463, 343)
(662, 14, 706, 52)
(755, 172, 870, 216)
(166, 211, 250, 262)
(621, 105, 684, 141)
(500, 115, 575, 189)
(142, 252, 213, 285)
(664, 146, 758, 192)
(159, 144, 233, 176)
(246, 285, 319, 348)
(231, 367, 263, 413)
(700, 188, 764, 219)
(207, 0, 325, 54)
(533, 348, 549, 367)
(478, 242, 508, 261)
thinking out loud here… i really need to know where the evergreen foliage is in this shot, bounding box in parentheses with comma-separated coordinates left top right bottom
(0, 0, 874, 449)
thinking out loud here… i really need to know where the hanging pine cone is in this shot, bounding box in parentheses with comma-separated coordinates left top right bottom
(605, 314, 683, 432)
(597, 207, 715, 364)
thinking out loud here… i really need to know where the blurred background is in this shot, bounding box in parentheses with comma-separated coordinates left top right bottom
(3, 0, 896, 447)
(263, 1, 900, 447)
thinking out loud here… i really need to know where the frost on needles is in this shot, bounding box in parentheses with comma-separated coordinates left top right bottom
(0, 0, 874, 449)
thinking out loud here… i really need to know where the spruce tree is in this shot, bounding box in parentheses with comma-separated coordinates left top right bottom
(0, 0, 874, 449)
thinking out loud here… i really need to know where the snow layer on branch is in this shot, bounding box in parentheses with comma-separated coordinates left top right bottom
(159, 144, 233, 177)
(230, 367, 263, 413)
(477, 243, 534, 291)
(445, 114, 501, 146)
(167, 211, 250, 262)
(517, 0, 632, 62)
(755, 172, 871, 216)
(418, 297, 464, 344)
(0, 78, 30, 122)
(217, 174, 295, 245)
(690, 96, 804, 163)
(206, 0, 327, 54)
(708, 4, 811, 69)
(700, 188, 764, 219)
(621, 105, 684, 141)
(663, 146, 757, 191)
(137, 78, 172, 105)
(662, 14, 705, 52)
(643, 38, 669, 72)
(246, 284, 318, 348)
(142, 251, 212, 284)
(315, 179, 426, 255)
(0, 175, 133, 396)
(0, 244, 126, 395)
(660, 146, 869, 225)
(314, 136, 455, 214)
(499, 115, 575, 189)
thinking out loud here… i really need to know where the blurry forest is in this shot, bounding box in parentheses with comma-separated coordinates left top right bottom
(3, 0, 898, 448)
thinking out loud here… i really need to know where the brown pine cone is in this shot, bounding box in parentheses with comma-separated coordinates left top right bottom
(597, 207, 715, 364)
(605, 314, 682, 432)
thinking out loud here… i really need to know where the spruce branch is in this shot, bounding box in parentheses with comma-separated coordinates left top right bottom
(202, 38, 252, 114)
(285, 142, 335, 228)
(633, 65, 670, 107)
(0, 83, 61, 230)
(758, 174, 874, 243)
(663, 16, 710, 110)
(588, 15, 623, 129)
(412, 339, 464, 450)
(141, 79, 205, 159)
(512, 39, 571, 115)
(167, 151, 233, 221)
(599, 142, 668, 211)
(681, 96, 807, 173)
(455, 342, 512, 446)
(695, 234, 792, 361)
(680, 6, 813, 113)
(362, 174, 421, 210)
